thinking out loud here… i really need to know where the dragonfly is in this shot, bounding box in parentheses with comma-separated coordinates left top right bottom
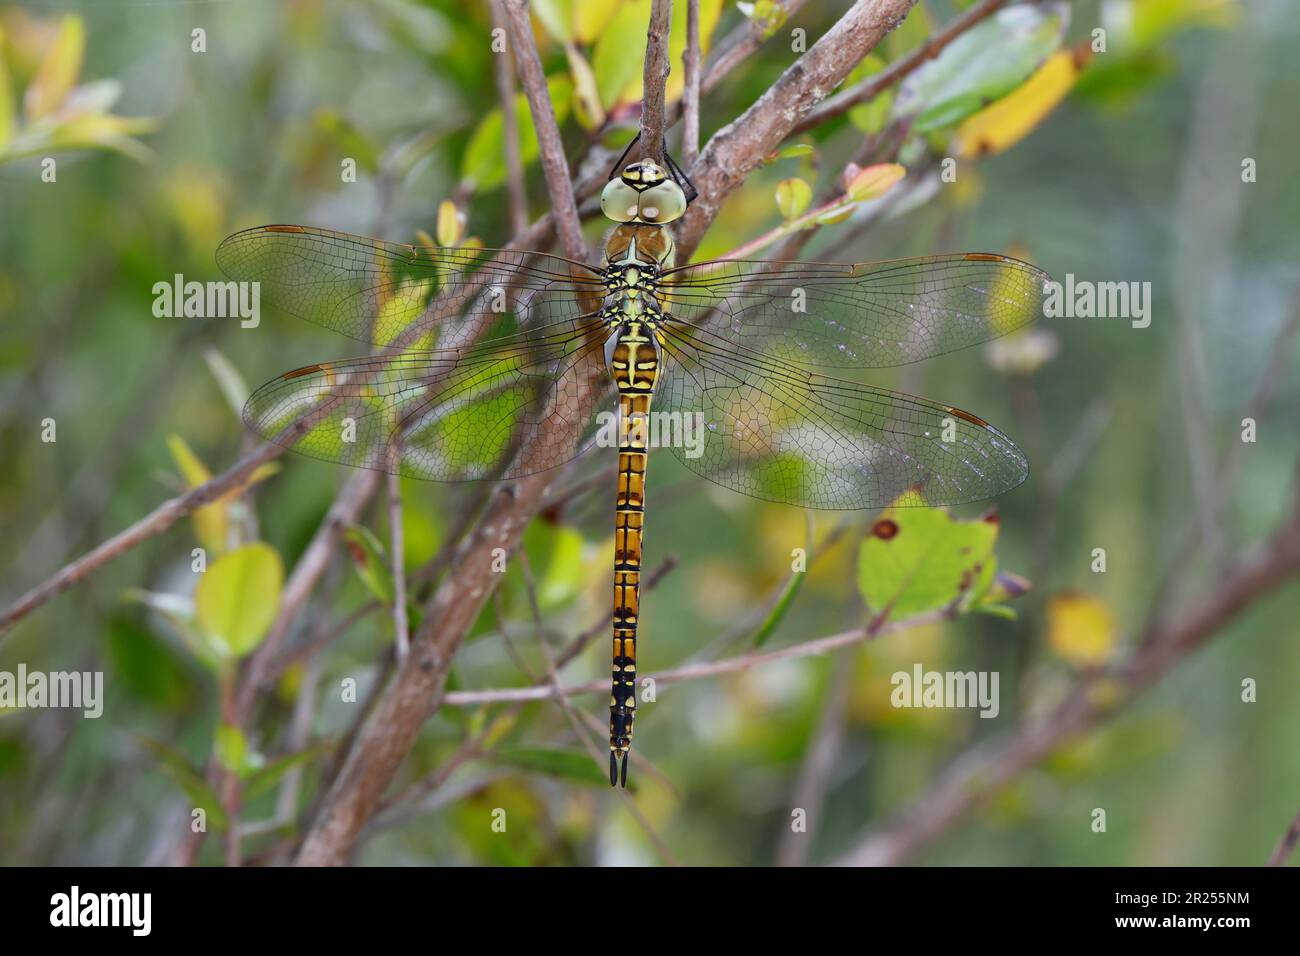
(216, 139, 1048, 788)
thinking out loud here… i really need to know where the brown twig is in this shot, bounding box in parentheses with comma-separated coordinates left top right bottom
(371, 556, 678, 826)
(640, 0, 673, 164)
(0, 439, 288, 640)
(681, 0, 701, 166)
(832, 499, 1300, 866)
(789, 0, 1010, 137)
(674, 0, 919, 262)
(775, 649, 854, 867)
(687, 0, 808, 113)
(1268, 807, 1300, 867)
(386, 465, 410, 664)
(503, 0, 586, 260)
(491, 0, 529, 235)
(235, 468, 380, 717)
(441, 608, 950, 706)
(293, 8, 604, 865)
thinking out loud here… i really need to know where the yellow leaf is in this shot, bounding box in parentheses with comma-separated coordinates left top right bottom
(574, 0, 620, 44)
(0, 31, 13, 147)
(1047, 591, 1116, 668)
(845, 162, 905, 202)
(565, 42, 605, 130)
(435, 199, 463, 247)
(23, 14, 83, 121)
(775, 177, 811, 220)
(167, 434, 227, 556)
(956, 48, 1087, 159)
(813, 206, 854, 226)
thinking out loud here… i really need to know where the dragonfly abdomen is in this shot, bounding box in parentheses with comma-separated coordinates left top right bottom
(608, 329, 660, 788)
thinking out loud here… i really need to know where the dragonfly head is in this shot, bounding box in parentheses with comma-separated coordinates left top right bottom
(601, 159, 688, 226)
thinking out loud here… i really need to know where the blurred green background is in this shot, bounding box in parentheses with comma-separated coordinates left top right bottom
(1, 0, 1298, 866)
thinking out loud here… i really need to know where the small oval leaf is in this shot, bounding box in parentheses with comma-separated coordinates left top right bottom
(195, 542, 284, 657)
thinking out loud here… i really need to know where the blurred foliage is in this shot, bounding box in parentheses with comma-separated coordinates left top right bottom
(0, 0, 1297, 868)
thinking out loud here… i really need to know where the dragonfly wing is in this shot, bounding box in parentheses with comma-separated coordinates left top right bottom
(216, 225, 607, 348)
(655, 322, 1028, 510)
(659, 253, 1049, 369)
(245, 324, 614, 481)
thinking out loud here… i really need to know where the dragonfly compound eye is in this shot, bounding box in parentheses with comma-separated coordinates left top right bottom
(601, 178, 640, 223)
(638, 181, 687, 224)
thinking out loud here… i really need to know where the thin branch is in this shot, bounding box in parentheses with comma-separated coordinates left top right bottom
(520, 552, 678, 864)
(0, 439, 288, 640)
(681, 0, 701, 166)
(236, 468, 379, 717)
(1268, 807, 1300, 867)
(776, 649, 854, 867)
(369, 556, 677, 826)
(386, 466, 410, 664)
(503, 0, 586, 260)
(790, 0, 1009, 137)
(640, 0, 673, 163)
(674, 0, 919, 261)
(442, 608, 950, 706)
(833, 499, 1300, 866)
(687, 0, 808, 112)
(491, 0, 529, 236)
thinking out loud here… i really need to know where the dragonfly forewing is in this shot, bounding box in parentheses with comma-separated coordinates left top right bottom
(216, 224, 607, 349)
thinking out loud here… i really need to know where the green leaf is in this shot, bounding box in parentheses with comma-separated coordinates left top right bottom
(461, 76, 573, 189)
(773, 143, 815, 160)
(532, 0, 574, 42)
(591, 1, 649, 109)
(739, 0, 790, 40)
(214, 723, 248, 775)
(775, 177, 812, 220)
(138, 737, 228, 831)
(194, 542, 284, 657)
(344, 526, 395, 605)
(106, 615, 196, 712)
(896, 3, 1068, 134)
(882, 0, 933, 60)
(243, 743, 333, 800)
(314, 109, 379, 174)
(202, 348, 250, 419)
(751, 569, 804, 648)
(495, 747, 611, 788)
(521, 521, 586, 611)
(857, 508, 1000, 621)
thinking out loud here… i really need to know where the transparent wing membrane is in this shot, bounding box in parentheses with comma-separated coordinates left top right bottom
(244, 322, 612, 481)
(224, 223, 1038, 505)
(660, 253, 1049, 369)
(216, 225, 606, 348)
(656, 321, 1029, 510)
